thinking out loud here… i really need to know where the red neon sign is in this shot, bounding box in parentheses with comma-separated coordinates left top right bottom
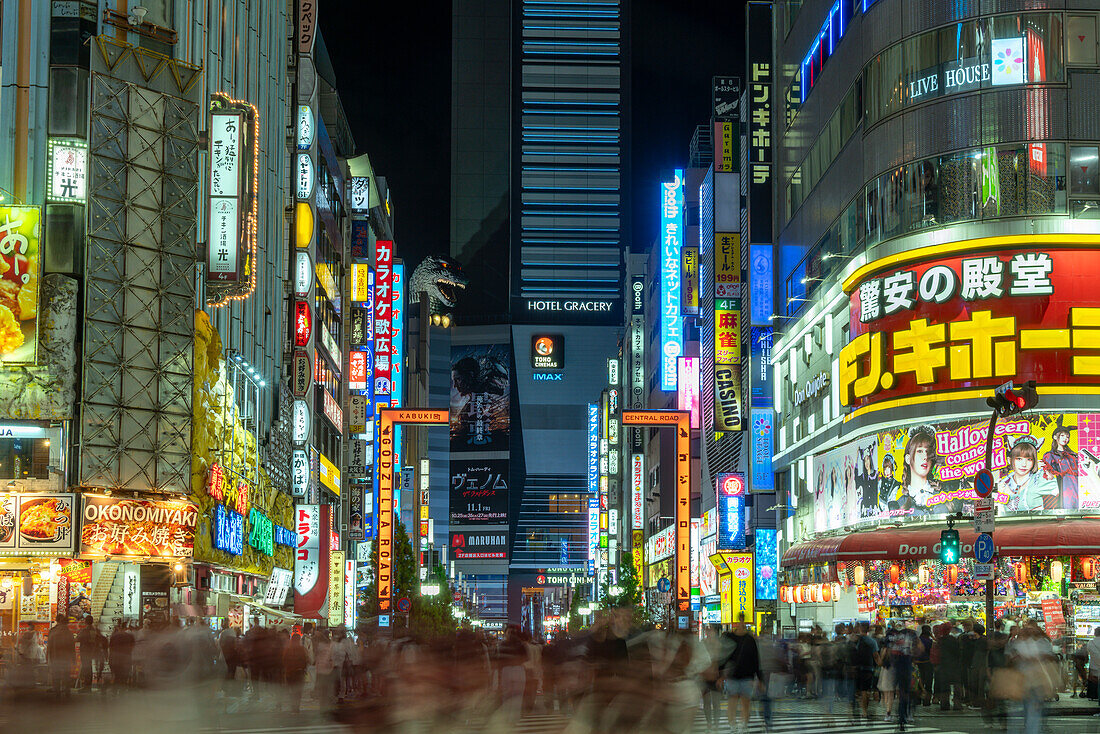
(294, 300, 312, 347)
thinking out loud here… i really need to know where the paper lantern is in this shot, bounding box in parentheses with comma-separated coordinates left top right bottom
(918, 566, 930, 586)
(946, 565, 958, 585)
(1051, 560, 1064, 584)
(1014, 562, 1029, 585)
(794, 586, 803, 604)
(1083, 557, 1096, 581)
(853, 564, 865, 585)
(890, 564, 901, 585)
(832, 582, 842, 600)
(822, 584, 832, 603)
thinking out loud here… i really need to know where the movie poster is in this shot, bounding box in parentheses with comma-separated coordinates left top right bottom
(813, 413, 1097, 533)
(450, 344, 510, 452)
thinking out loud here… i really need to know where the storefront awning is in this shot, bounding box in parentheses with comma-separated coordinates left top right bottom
(782, 518, 1100, 567)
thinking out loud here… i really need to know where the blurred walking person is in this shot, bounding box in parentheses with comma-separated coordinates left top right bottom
(700, 624, 727, 729)
(313, 629, 336, 709)
(47, 614, 75, 698)
(76, 616, 99, 691)
(283, 631, 311, 713)
(719, 614, 762, 734)
(850, 621, 879, 721)
(11, 629, 44, 691)
(108, 619, 135, 690)
(497, 625, 528, 725)
(915, 624, 934, 706)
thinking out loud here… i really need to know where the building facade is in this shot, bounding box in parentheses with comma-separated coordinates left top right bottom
(771, 0, 1100, 635)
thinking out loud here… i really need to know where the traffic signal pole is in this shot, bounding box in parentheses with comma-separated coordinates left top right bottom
(983, 408, 998, 630)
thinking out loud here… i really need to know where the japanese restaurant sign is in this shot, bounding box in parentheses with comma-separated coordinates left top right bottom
(208, 110, 242, 282)
(0, 493, 77, 555)
(81, 496, 197, 558)
(843, 241, 1100, 413)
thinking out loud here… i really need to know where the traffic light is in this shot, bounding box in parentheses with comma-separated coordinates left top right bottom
(939, 529, 960, 564)
(986, 380, 1039, 417)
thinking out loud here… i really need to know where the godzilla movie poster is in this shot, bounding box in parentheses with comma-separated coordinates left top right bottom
(450, 344, 510, 453)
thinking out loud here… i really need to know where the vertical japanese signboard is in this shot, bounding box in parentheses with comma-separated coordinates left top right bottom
(374, 240, 394, 396)
(660, 171, 684, 391)
(631, 453, 644, 530)
(714, 232, 745, 432)
(747, 1, 773, 245)
(328, 550, 345, 627)
(294, 504, 329, 618)
(623, 411, 692, 619)
(681, 246, 699, 315)
(716, 473, 747, 550)
(208, 111, 242, 282)
(376, 410, 448, 617)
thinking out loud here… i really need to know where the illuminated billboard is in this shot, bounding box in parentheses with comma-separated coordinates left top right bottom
(842, 239, 1100, 418)
(660, 170, 684, 391)
(716, 473, 746, 550)
(812, 412, 1098, 535)
(677, 357, 700, 429)
(0, 206, 41, 363)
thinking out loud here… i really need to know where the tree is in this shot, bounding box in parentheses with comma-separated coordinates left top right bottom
(568, 585, 589, 632)
(360, 523, 456, 636)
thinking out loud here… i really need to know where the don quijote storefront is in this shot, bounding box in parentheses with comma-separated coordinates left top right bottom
(775, 235, 1100, 646)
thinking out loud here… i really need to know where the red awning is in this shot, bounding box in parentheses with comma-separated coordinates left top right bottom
(781, 518, 1100, 567)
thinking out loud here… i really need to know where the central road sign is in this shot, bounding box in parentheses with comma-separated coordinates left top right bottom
(974, 532, 996, 564)
(974, 469, 994, 498)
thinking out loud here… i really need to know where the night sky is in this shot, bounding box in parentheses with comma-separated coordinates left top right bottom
(322, 1, 745, 270)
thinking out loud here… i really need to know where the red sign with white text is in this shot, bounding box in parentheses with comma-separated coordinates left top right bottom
(843, 245, 1100, 411)
(349, 350, 367, 391)
(374, 240, 394, 394)
(294, 300, 312, 347)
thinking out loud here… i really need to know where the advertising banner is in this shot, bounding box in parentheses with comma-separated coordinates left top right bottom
(714, 233, 741, 298)
(677, 357, 701, 429)
(328, 550, 345, 628)
(373, 239, 394, 395)
(0, 206, 41, 363)
(722, 552, 755, 624)
(264, 567, 293, 606)
(843, 244, 1100, 414)
(450, 344, 510, 452)
(755, 528, 778, 601)
(631, 453, 644, 530)
(750, 326, 773, 406)
(294, 504, 330, 618)
(81, 496, 196, 558)
(812, 412, 1099, 534)
(751, 409, 774, 491)
(716, 474, 746, 550)
(660, 171, 684, 391)
(681, 246, 699, 315)
(450, 530, 507, 560)
(0, 493, 77, 555)
(449, 459, 509, 523)
(714, 364, 746, 432)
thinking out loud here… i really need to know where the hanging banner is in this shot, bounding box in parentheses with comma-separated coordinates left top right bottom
(328, 550, 345, 627)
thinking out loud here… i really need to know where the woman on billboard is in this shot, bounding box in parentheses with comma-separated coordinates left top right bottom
(1042, 422, 1078, 510)
(997, 436, 1058, 512)
(901, 425, 940, 515)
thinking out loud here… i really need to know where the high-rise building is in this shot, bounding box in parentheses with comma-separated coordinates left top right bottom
(769, 0, 1100, 628)
(450, 0, 631, 625)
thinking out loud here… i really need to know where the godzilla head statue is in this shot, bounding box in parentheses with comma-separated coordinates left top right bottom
(409, 255, 469, 318)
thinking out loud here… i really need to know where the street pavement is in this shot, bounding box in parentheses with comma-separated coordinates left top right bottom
(6, 688, 1100, 733)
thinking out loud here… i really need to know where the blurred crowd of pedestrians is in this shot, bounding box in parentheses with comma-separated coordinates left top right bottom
(0, 609, 1083, 733)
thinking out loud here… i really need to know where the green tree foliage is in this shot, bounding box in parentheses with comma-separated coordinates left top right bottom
(360, 523, 456, 636)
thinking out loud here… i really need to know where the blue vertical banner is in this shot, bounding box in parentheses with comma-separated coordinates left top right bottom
(750, 244, 773, 325)
(716, 473, 747, 550)
(750, 409, 774, 492)
(660, 170, 684, 391)
(587, 402, 599, 495)
(754, 528, 778, 600)
(750, 326, 773, 407)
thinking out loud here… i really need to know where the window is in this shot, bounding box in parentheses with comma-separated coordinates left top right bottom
(1070, 146, 1099, 195)
(548, 494, 585, 514)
